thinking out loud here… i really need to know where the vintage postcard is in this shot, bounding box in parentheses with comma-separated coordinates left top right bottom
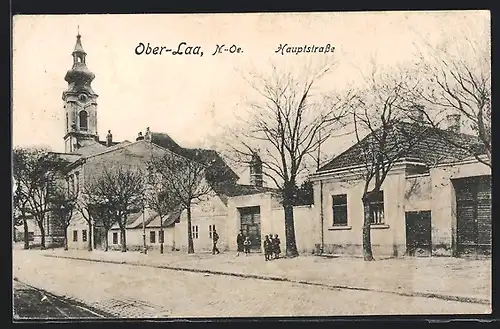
(12, 11, 491, 319)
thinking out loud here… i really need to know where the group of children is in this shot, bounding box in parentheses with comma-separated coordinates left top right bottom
(236, 230, 282, 260)
(263, 234, 281, 261)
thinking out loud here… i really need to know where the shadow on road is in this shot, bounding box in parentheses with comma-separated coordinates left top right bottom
(13, 280, 115, 320)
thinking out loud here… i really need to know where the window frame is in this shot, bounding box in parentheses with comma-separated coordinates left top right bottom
(72, 230, 78, 242)
(79, 110, 88, 131)
(209, 224, 216, 238)
(112, 232, 118, 244)
(192, 225, 199, 239)
(82, 229, 87, 242)
(332, 194, 348, 226)
(150, 231, 156, 244)
(369, 190, 385, 225)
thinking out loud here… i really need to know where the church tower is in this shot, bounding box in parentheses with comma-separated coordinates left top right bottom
(62, 31, 99, 153)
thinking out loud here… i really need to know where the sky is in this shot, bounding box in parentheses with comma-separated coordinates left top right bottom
(12, 11, 490, 180)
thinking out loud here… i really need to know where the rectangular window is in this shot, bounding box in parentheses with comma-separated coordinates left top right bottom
(150, 231, 156, 244)
(82, 229, 87, 242)
(332, 194, 348, 226)
(192, 225, 199, 239)
(370, 191, 385, 225)
(209, 224, 216, 238)
(113, 232, 118, 244)
(72, 230, 78, 242)
(159, 230, 164, 244)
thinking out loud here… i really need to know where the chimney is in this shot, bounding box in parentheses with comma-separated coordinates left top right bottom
(136, 132, 144, 141)
(106, 130, 113, 147)
(144, 127, 152, 142)
(250, 151, 263, 187)
(408, 105, 425, 124)
(446, 114, 461, 133)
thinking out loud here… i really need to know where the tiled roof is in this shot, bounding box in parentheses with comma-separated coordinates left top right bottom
(211, 182, 279, 205)
(98, 140, 121, 147)
(317, 122, 484, 173)
(150, 132, 184, 155)
(76, 139, 107, 156)
(110, 207, 183, 230)
(144, 207, 183, 228)
(110, 211, 143, 230)
(151, 132, 239, 184)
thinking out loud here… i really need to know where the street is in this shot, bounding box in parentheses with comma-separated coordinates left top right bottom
(13, 280, 113, 319)
(13, 250, 490, 318)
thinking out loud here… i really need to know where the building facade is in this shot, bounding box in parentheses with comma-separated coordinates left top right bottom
(310, 120, 491, 258)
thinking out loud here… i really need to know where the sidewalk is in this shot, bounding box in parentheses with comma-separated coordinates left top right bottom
(37, 249, 491, 305)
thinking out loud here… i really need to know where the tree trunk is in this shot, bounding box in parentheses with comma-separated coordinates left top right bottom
(63, 228, 68, 251)
(187, 204, 194, 254)
(283, 203, 299, 257)
(87, 222, 93, 251)
(282, 185, 299, 258)
(172, 226, 176, 252)
(160, 225, 164, 254)
(362, 194, 375, 261)
(120, 227, 127, 252)
(38, 221, 46, 250)
(23, 219, 30, 250)
(104, 229, 109, 252)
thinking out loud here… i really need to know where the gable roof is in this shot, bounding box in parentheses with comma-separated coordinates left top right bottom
(110, 206, 183, 230)
(98, 140, 121, 147)
(150, 131, 239, 184)
(317, 122, 484, 173)
(211, 181, 280, 205)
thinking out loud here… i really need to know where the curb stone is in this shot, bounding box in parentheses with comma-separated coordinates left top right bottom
(43, 254, 490, 306)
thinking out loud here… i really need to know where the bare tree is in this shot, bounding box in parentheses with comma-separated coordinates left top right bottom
(144, 171, 182, 254)
(12, 147, 66, 249)
(50, 187, 78, 250)
(13, 177, 31, 249)
(414, 34, 491, 167)
(224, 63, 353, 257)
(149, 153, 211, 254)
(351, 66, 432, 261)
(87, 164, 144, 252)
(76, 184, 110, 252)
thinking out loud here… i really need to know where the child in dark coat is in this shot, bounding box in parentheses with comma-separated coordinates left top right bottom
(273, 234, 281, 259)
(268, 234, 276, 259)
(243, 236, 251, 256)
(263, 235, 272, 261)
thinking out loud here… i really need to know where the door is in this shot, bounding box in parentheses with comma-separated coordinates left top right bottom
(405, 211, 432, 257)
(239, 206, 261, 250)
(93, 226, 107, 250)
(454, 175, 491, 256)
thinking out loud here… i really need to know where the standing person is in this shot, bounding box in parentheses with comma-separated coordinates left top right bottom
(268, 234, 275, 259)
(273, 234, 281, 259)
(212, 228, 220, 255)
(243, 236, 251, 256)
(263, 235, 272, 261)
(236, 230, 245, 256)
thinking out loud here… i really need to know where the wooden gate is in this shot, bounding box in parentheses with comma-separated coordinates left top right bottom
(405, 211, 432, 257)
(239, 206, 261, 250)
(454, 175, 491, 256)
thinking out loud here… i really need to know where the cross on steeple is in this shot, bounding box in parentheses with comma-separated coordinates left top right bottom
(77, 25, 80, 36)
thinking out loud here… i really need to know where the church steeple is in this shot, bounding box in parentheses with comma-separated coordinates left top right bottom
(62, 30, 99, 153)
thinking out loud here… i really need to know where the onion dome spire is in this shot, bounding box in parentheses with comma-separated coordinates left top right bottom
(64, 29, 95, 91)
